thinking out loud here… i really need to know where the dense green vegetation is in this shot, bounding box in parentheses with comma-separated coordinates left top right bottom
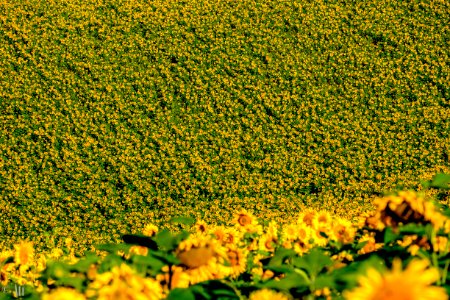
(1, 0, 449, 255)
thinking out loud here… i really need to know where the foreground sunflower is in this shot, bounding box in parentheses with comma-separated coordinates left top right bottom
(249, 288, 290, 300)
(175, 234, 230, 284)
(343, 258, 448, 300)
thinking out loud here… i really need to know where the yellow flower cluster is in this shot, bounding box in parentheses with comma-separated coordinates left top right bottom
(1, 0, 449, 259)
(0, 194, 448, 299)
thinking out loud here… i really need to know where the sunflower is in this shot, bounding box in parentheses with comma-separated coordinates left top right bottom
(128, 245, 148, 257)
(142, 224, 159, 237)
(42, 287, 86, 300)
(249, 289, 290, 300)
(175, 234, 230, 284)
(234, 210, 262, 233)
(87, 263, 164, 300)
(313, 210, 333, 227)
(225, 245, 248, 278)
(357, 233, 383, 255)
(282, 223, 299, 242)
(156, 265, 190, 290)
(259, 233, 278, 252)
(343, 258, 448, 300)
(369, 191, 448, 231)
(297, 209, 316, 227)
(13, 241, 34, 267)
(331, 218, 356, 244)
(194, 220, 208, 234)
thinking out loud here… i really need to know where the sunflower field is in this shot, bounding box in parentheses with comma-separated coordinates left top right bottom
(0, 0, 449, 298)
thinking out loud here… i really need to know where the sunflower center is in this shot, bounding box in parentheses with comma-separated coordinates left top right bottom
(238, 215, 252, 226)
(177, 246, 214, 269)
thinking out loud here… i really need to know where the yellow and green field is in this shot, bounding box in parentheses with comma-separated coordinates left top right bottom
(1, 0, 449, 299)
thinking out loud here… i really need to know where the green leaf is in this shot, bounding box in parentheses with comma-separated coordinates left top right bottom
(149, 250, 181, 266)
(383, 227, 399, 244)
(167, 288, 196, 300)
(332, 256, 385, 291)
(131, 254, 165, 275)
(55, 276, 85, 291)
(195, 280, 239, 299)
(292, 248, 332, 277)
(69, 252, 100, 273)
(354, 241, 368, 251)
(154, 229, 177, 251)
(153, 229, 189, 252)
(267, 248, 297, 267)
(96, 254, 125, 273)
(430, 173, 450, 189)
(95, 243, 132, 254)
(170, 216, 196, 226)
(258, 273, 309, 291)
(265, 265, 296, 274)
(398, 223, 427, 236)
(314, 274, 335, 290)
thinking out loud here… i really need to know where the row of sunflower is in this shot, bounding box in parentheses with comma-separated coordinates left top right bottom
(1, 186, 450, 299)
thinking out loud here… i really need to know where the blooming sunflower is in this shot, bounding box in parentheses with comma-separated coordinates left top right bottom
(343, 258, 448, 300)
(42, 287, 86, 300)
(14, 241, 34, 267)
(142, 224, 159, 237)
(234, 210, 262, 233)
(259, 232, 278, 252)
(225, 245, 248, 278)
(249, 288, 290, 300)
(282, 223, 299, 242)
(331, 218, 356, 244)
(297, 209, 317, 227)
(175, 234, 230, 284)
(87, 263, 163, 300)
(194, 220, 208, 234)
(357, 233, 383, 255)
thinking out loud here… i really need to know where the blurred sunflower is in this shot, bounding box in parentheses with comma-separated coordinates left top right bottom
(297, 209, 316, 227)
(343, 258, 448, 300)
(142, 224, 159, 237)
(194, 220, 208, 234)
(14, 241, 34, 267)
(175, 234, 229, 284)
(332, 218, 356, 244)
(357, 233, 383, 255)
(87, 263, 163, 300)
(234, 210, 262, 233)
(42, 287, 86, 300)
(368, 191, 448, 231)
(249, 288, 290, 300)
(225, 245, 248, 278)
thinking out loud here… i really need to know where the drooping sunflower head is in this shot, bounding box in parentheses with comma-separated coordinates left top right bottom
(368, 191, 448, 230)
(175, 234, 230, 284)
